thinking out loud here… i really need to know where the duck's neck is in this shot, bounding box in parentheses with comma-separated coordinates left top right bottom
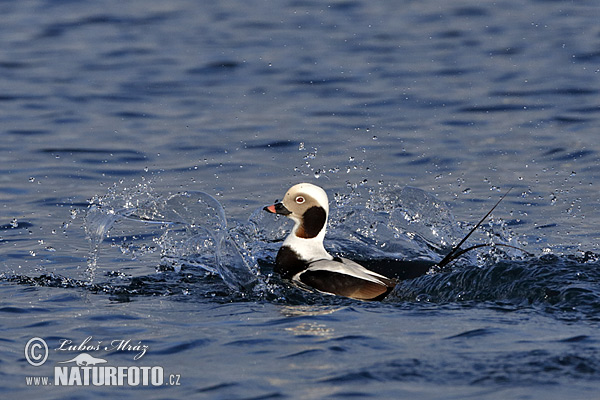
(283, 222, 332, 263)
(275, 234, 332, 279)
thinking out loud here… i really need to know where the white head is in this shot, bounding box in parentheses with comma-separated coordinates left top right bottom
(264, 182, 332, 260)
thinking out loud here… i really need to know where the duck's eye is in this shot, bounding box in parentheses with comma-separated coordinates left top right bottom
(295, 196, 305, 204)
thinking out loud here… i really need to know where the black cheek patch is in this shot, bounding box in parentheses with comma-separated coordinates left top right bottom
(297, 206, 326, 239)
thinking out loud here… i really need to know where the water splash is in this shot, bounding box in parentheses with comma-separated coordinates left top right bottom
(77, 181, 528, 302)
(326, 185, 465, 263)
(84, 187, 257, 292)
(84, 205, 123, 284)
(157, 191, 258, 291)
(8, 179, 598, 315)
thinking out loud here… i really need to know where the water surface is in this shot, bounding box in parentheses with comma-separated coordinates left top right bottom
(2, 0, 600, 398)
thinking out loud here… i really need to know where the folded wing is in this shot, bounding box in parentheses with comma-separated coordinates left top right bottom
(295, 257, 397, 301)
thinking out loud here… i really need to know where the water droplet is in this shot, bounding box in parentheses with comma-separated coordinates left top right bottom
(415, 294, 431, 302)
(28, 177, 35, 183)
(10, 219, 18, 228)
(462, 188, 471, 194)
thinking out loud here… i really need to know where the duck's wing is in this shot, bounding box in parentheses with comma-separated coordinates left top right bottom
(295, 257, 396, 301)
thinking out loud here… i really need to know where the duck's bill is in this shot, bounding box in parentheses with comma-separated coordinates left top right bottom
(263, 202, 291, 215)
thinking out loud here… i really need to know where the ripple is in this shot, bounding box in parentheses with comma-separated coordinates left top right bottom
(7, 129, 52, 136)
(459, 104, 549, 113)
(573, 51, 600, 62)
(559, 335, 591, 343)
(280, 348, 326, 359)
(187, 60, 242, 75)
(542, 148, 595, 161)
(492, 88, 597, 97)
(153, 339, 211, 355)
(453, 6, 488, 17)
(244, 140, 299, 149)
(0, 306, 33, 314)
(197, 382, 239, 393)
(36, 12, 172, 39)
(445, 328, 497, 340)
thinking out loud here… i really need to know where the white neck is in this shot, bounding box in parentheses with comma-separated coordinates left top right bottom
(283, 220, 332, 262)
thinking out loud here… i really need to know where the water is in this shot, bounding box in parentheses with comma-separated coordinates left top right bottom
(2, 0, 600, 398)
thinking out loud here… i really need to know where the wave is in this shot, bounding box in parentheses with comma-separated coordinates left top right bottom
(392, 253, 600, 319)
(3, 182, 598, 317)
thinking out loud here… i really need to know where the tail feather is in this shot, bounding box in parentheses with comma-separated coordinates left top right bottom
(436, 188, 513, 269)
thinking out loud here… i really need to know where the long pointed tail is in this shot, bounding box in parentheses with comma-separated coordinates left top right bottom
(436, 188, 513, 269)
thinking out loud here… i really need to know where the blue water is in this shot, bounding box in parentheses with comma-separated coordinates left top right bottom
(2, 0, 600, 398)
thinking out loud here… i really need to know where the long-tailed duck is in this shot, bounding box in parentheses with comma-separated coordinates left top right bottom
(264, 183, 396, 301)
(264, 183, 517, 301)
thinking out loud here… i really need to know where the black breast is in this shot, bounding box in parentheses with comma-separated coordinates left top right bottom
(275, 246, 308, 279)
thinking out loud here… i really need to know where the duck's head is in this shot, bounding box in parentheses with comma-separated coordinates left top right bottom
(264, 183, 329, 239)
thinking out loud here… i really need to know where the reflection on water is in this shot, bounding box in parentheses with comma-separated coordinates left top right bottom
(285, 322, 335, 338)
(280, 305, 346, 318)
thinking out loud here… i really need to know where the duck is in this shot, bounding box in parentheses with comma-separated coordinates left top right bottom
(264, 183, 520, 301)
(264, 183, 397, 301)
